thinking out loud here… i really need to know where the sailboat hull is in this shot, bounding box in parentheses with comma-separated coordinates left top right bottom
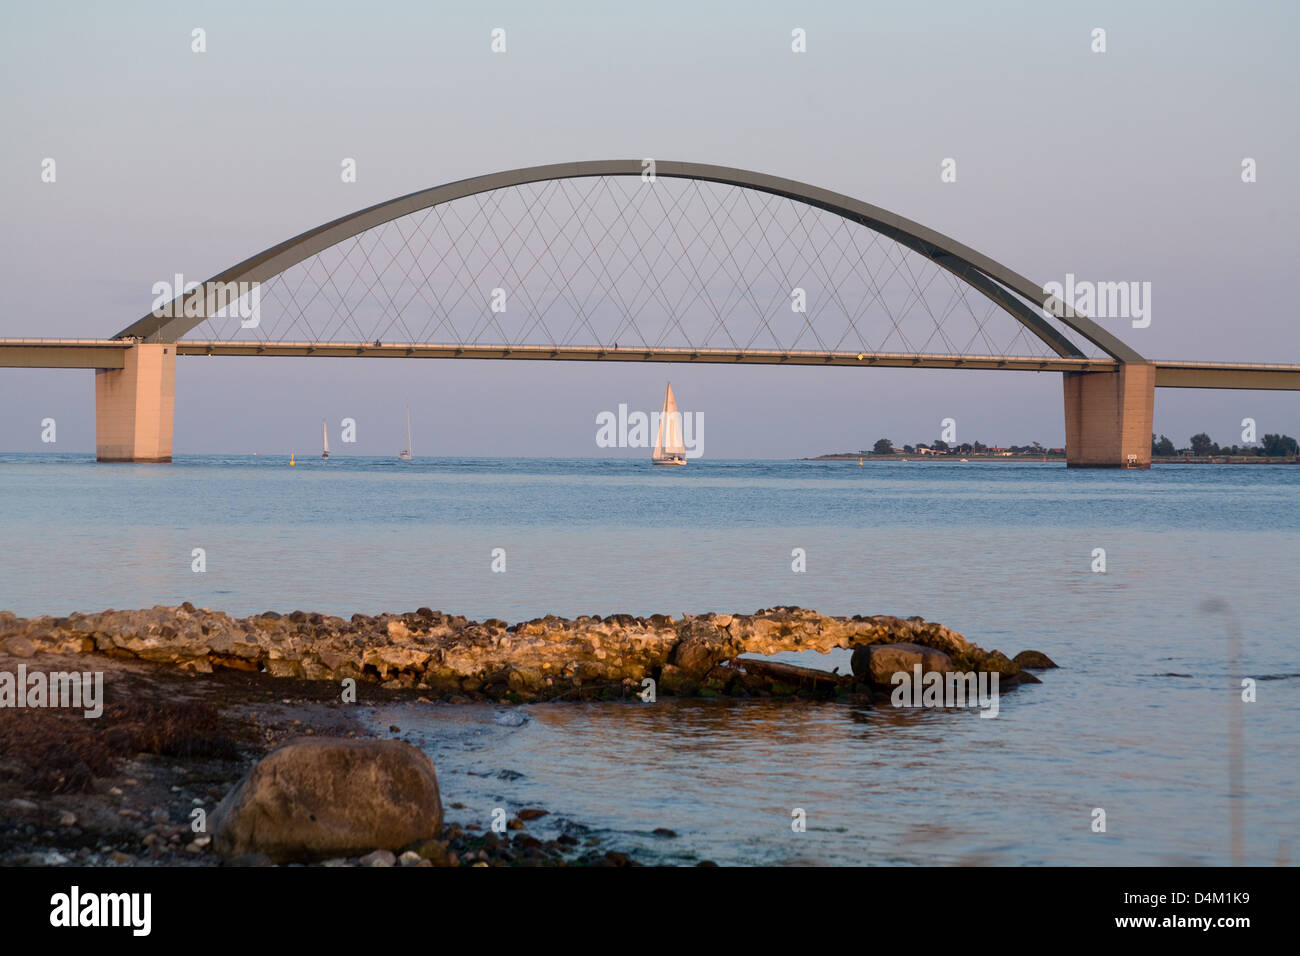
(652, 457, 687, 466)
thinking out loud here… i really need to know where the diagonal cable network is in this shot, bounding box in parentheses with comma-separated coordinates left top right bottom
(201, 175, 1057, 360)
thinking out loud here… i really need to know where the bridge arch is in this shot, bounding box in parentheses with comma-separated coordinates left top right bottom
(115, 160, 1143, 363)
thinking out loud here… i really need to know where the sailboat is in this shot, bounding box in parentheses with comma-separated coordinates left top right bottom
(321, 420, 330, 459)
(398, 405, 413, 460)
(652, 382, 687, 466)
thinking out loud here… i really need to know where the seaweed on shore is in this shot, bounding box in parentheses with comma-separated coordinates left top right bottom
(0, 697, 241, 795)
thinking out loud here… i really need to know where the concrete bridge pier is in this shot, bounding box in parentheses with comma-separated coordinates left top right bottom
(1062, 362, 1155, 468)
(95, 343, 175, 462)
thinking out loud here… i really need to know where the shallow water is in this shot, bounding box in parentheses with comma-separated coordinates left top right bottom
(2, 455, 1297, 864)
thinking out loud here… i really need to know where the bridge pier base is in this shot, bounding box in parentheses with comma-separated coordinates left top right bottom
(1063, 362, 1155, 468)
(95, 343, 175, 462)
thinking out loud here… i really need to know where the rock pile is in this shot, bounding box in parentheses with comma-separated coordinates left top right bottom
(0, 604, 1056, 700)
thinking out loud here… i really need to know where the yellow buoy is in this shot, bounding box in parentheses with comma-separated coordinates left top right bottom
(858, 458, 863, 466)
(289, 452, 295, 467)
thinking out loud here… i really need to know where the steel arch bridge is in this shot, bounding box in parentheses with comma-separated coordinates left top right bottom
(2, 160, 1297, 464)
(115, 159, 1144, 366)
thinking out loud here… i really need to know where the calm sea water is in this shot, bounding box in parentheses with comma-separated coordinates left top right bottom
(1, 454, 1297, 865)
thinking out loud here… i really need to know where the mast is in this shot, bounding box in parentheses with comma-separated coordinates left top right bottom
(652, 386, 665, 459)
(406, 405, 412, 456)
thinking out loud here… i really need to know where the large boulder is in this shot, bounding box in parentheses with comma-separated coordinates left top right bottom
(211, 738, 443, 863)
(851, 642, 954, 685)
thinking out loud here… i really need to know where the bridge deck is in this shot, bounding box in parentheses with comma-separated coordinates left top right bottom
(175, 341, 1119, 373)
(1149, 361, 1300, 390)
(0, 338, 128, 369)
(1, 339, 1297, 388)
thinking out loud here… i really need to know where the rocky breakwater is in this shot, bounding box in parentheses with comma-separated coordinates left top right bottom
(0, 604, 1056, 701)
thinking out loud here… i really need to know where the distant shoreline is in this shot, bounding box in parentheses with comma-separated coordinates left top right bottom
(806, 454, 1060, 462)
(806, 454, 1299, 464)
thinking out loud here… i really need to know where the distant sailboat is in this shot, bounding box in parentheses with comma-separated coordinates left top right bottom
(398, 406, 414, 460)
(652, 382, 687, 466)
(321, 420, 330, 459)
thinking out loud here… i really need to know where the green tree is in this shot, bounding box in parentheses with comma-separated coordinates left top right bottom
(872, 438, 894, 455)
(1261, 433, 1298, 456)
(1190, 433, 1217, 456)
(1152, 434, 1175, 457)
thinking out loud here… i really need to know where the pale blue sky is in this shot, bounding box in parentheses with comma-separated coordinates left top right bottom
(1, 0, 1297, 455)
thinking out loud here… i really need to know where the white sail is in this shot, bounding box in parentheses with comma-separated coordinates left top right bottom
(322, 420, 329, 455)
(653, 383, 686, 460)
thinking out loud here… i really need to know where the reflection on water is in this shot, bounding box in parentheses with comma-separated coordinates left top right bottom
(362, 673, 1296, 866)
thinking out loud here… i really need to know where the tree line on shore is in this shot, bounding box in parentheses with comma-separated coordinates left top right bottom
(827, 432, 1298, 458)
(838, 439, 1061, 457)
(1151, 432, 1298, 457)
